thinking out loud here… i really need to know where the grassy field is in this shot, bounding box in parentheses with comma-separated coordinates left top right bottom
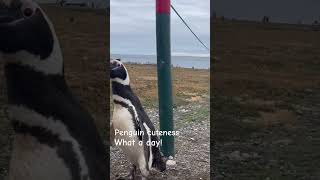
(125, 64, 209, 107)
(212, 19, 320, 179)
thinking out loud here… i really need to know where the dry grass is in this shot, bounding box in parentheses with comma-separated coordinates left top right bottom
(212, 20, 320, 99)
(212, 20, 320, 179)
(127, 64, 210, 106)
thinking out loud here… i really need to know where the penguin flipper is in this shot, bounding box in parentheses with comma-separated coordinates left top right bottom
(140, 122, 151, 171)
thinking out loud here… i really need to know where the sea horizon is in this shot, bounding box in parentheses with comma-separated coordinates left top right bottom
(111, 53, 210, 69)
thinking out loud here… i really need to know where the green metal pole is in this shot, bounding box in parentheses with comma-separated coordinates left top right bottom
(156, 0, 174, 157)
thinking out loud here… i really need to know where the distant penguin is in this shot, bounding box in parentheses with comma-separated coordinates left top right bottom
(110, 59, 166, 179)
(0, 0, 107, 179)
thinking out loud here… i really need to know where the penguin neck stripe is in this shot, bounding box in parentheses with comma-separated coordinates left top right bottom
(113, 94, 139, 124)
(111, 82, 139, 105)
(8, 105, 90, 179)
(111, 77, 129, 86)
(111, 81, 131, 91)
(5, 40, 64, 75)
(113, 100, 142, 140)
(5, 63, 67, 113)
(143, 122, 153, 170)
(12, 120, 81, 180)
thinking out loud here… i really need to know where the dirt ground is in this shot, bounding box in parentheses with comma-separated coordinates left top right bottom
(0, 5, 108, 179)
(212, 19, 320, 179)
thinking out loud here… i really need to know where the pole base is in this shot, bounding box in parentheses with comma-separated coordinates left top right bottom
(166, 156, 176, 166)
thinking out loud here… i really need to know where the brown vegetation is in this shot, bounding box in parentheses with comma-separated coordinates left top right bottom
(212, 20, 320, 179)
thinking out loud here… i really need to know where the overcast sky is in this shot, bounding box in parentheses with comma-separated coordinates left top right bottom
(111, 0, 210, 56)
(214, 0, 320, 24)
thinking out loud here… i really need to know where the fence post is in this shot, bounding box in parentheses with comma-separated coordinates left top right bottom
(156, 0, 174, 157)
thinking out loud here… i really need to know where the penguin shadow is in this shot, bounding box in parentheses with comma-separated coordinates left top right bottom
(115, 174, 144, 180)
(115, 163, 167, 180)
(114, 164, 144, 180)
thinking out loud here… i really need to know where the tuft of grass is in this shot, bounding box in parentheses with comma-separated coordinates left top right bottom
(185, 106, 210, 123)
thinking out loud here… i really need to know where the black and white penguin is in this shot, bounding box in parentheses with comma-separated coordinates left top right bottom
(110, 59, 166, 179)
(0, 0, 107, 179)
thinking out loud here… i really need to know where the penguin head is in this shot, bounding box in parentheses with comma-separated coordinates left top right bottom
(110, 59, 130, 85)
(0, 0, 63, 75)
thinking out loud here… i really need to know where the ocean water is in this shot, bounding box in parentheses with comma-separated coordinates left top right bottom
(111, 54, 210, 69)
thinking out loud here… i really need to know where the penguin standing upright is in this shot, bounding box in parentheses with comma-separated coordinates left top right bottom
(0, 0, 107, 179)
(110, 59, 166, 179)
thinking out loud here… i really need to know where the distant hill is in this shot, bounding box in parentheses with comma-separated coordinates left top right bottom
(35, 0, 109, 9)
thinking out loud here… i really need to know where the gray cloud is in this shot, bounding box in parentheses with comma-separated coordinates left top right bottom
(111, 0, 210, 56)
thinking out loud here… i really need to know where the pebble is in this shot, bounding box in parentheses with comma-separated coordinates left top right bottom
(166, 159, 177, 166)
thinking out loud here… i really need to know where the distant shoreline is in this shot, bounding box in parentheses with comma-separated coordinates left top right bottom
(111, 54, 210, 69)
(124, 61, 210, 70)
(111, 53, 210, 58)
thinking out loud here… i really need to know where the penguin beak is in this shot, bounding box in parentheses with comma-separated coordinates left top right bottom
(110, 61, 120, 70)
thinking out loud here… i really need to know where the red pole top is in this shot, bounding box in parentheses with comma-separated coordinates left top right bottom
(156, 0, 170, 14)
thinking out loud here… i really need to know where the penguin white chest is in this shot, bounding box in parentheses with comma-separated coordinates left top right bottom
(112, 105, 136, 132)
(112, 105, 145, 165)
(9, 134, 72, 180)
(7, 105, 90, 180)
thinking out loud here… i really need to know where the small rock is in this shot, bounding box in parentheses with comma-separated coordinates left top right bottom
(180, 108, 189, 113)
(228, 151, 243, 161)
(166, 159, 177, 166)
(273, 139, 292, 146)
(241, 153, 250, 159)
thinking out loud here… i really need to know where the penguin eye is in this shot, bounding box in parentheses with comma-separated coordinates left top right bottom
(22, 8, 34, 18)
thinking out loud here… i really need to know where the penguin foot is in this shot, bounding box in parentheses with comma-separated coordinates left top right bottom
(116, 177, 126, 180)
(129, 165, 137, 180)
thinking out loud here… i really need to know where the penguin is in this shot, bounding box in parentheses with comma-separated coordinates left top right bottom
(0, 0, 107, 179)
(110, 59, 166, 179)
